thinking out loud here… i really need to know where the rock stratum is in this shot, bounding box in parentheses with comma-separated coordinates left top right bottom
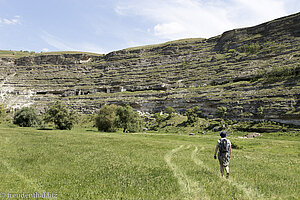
(1, 13, 300, 126)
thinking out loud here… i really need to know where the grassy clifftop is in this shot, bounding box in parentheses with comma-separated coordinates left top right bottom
(0, 12, 299, 126)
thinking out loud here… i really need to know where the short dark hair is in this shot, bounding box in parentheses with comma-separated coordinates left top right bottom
(220, 131, 227, 138)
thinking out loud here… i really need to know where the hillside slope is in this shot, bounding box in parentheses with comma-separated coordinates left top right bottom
(0, 12, 299, 125)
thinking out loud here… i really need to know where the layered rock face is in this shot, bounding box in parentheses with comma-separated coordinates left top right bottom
(0, 13, 299, 125)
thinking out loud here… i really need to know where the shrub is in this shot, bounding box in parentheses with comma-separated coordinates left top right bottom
(257, 106, 264, 116)
(165, 106, 175, 119)
(152, 112, 165, 130)
(13, 107, 40, 127)
(216, 106, 227, 118)
(95, 104, 142, 133)
(259, 65, 300, 82)
(186, 106, 202, 124)
(95, 104, 118, 132)
(44, 101, 77, 130)
(231, 141, 243, 149)
(228, 49, 236, 54)
(0, 104, 4, 118)
(241, 42, 260, 54)
(116, 105, 142, 133)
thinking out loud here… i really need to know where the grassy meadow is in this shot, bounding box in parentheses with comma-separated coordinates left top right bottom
(0, 125, 299, 199)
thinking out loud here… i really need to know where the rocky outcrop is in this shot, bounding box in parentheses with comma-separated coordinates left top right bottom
(0, 12, 299, 126)
(14, 53, 104, 66)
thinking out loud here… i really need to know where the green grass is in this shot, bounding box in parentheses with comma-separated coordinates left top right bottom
(0, 50, 103, 58)
(0, 50, 34, 58)
(0, 126, 299, 199)
(36, 51, 104, 56)
(124, 38, 206, 51)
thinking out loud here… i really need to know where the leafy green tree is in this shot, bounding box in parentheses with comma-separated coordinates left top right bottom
(165, 106, 175, 119)
(95, 104, 118, 132)
(216, 106, 227, 118)
(44, 101, 77, 130)
(153, 112, 164, 128)
(116, 105, 142, 133)
(13, 107, 41, 127)
(241, 42, 260, 54)
(186, 106, 202, 124)
(0, 104, 4, 118)
(95, 104, 142, 133)
(257, 106, 264, 116)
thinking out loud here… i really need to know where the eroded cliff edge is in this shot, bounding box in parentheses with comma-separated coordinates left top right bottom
(1, 12, 299, 126)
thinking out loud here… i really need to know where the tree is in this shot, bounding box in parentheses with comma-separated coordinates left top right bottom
(95, 104, 118, 132)
(13, 107, 41, 127)
(153, 112, 164, 130)
(0, 104, 4, 118)
(216, 106, 227, 118)
(44, 101, 77, 130)
(257, 106, 264, 116)
(116, 105, 142, 133)
(165, 106, 175, 119)
(95, 104, 142, 133)
(241, 42, 260, 54)
(186, 106, 202, 124)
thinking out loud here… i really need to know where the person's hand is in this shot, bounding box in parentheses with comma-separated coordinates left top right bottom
(214, 155, 216, 159)
(228, 155, 231, 159)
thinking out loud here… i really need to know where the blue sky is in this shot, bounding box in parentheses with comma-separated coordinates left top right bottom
(0, 0, 299, 54)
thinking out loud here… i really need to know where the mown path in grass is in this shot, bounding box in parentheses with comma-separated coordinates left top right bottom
(0, 159, 44, 193)
(0, 126, 299, 199)
(164, 145, 209, 200)
(165, 144, 266, 200)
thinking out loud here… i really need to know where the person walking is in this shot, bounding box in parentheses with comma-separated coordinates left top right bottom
(214, 131, 231, 178)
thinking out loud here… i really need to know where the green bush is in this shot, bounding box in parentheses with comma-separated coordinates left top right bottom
(13, 107, 41, 127)
(95, 104, 118, 132)
(152, 112, 165, 130)
(0, 104, 4, 116)
(259, 65, 299, 82)
(216, 106, 227, 118)
(185, 106, 202, 125)
(257, 106, 264, 116)
(241, 42, 260, 54)
(95, 104, 142, 133)
(116, 105, 142, 133)
(44, 101, 77, 130)
(165, 106, 175, 119)
(228, 49, 236, 54)
(0, 104, 4, 121)
(231, 141, 243, 149)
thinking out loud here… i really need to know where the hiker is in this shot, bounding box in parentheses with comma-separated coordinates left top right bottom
(214, 131, 231, 178)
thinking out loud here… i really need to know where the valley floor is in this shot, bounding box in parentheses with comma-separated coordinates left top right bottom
(0, 126, 299, 199)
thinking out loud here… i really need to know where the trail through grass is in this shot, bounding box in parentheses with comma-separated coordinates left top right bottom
(165, 145, 209, 200)
(191, 145, 263, 200)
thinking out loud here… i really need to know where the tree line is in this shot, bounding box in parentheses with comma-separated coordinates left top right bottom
(1, 101, 143, 132)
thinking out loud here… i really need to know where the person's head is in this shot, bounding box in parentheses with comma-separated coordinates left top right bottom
(220, 131, 227, 138)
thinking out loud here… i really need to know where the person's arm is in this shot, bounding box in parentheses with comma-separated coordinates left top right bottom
(214, 144, 218, 159)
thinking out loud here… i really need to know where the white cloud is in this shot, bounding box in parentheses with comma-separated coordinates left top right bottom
(115, 0, 292, 40)
(41, 32, 75, 51)
(41, 31, 106, 53)
(229, 0, 287, 26)
(154, 22, 185, 38)
(79, 43, 106, 54)
(0, 15, 21, 25)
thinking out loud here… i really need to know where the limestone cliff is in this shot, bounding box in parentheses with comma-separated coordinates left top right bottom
(0, 13, 299, 126)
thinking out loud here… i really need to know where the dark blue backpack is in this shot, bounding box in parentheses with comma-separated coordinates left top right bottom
(219, 138, 230, 153)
